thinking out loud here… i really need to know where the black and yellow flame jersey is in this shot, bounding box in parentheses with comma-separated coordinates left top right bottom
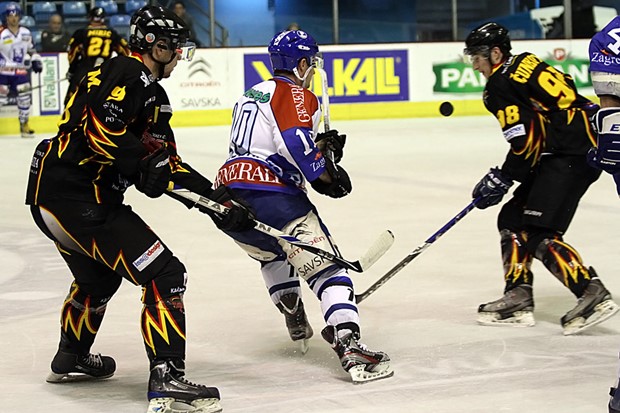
(67, 25, 130, 76)
(483, 52, 598, 182)
(26, 53, 212, 206)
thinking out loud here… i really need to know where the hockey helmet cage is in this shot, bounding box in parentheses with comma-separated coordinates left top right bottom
(2, 2, 21, 23)
(129, 5, 195, 60)
(464, 22, 512, 58)
(268, 30, 319, 73)
(88, 7, 106, 23)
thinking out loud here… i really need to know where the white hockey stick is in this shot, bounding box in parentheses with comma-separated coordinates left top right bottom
(169, 189, 394, 273)
(355, 197, 481, 303)
(315, 55, 331, 132)
(29, 77, 68, 91)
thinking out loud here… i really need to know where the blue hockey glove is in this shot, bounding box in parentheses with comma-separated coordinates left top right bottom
(588, 108, 620, 174)
(472, 167, 513, 209)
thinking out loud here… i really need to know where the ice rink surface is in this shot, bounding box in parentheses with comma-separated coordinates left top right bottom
(2, 115, 620, 412)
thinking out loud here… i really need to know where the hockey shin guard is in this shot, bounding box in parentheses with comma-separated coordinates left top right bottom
(534, 238, 591, 296)
(500, 230, 533, 292)
(141, 278, 187, 362)
(59, 281, 110, 354)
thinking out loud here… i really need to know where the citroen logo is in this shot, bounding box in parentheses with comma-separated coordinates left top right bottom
(189, 57, 212, 78)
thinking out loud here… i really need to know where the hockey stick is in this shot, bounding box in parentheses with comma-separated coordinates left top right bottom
(29, 77, 68, 92)
(355, 197, 481, 303)
(315, 56, 331, 131)
(169, 189, 395, 273)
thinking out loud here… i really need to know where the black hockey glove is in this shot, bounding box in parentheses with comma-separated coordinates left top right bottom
(315, 129, 346, 163)
(136, 148, 171, 199)
(472, 167, 513, 209)
(310, 165, 352, 199)
(208, 186, 256, 232)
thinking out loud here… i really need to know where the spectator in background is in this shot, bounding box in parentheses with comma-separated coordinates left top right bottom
(40, 14, 71, 52)
(546, 0, 596, 39)
(286, 22, 300, 31)
(172, 1, 201, 46)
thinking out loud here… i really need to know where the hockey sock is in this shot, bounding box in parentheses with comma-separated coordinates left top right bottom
(534, 238, 591, 297)
(59, 281, 110, 354)
(500, 230, 533, 292)
(141, 279, 187, 362)
(313, 269, 360, 327)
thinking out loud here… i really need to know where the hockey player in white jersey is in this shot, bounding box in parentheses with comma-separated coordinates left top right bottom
(0, 2, 42, 138)
(212, 29, 393, 383)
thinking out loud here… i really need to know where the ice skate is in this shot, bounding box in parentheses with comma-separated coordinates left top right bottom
(277, 293, 314, 354)
(561, 275, 619, 335)
(477, 284, 535, 327)
(321, 325, 393, 384)
(20, 121, 34, 138)
(46, 349, 116, 383)
(610, 381, 620, 413)
(147, 360, 222, 413)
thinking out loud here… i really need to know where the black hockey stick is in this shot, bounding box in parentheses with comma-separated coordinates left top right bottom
(169, 189, 394, 273)
(355, 197, 481, 303)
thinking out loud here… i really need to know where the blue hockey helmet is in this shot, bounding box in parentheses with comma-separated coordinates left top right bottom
(2, 2, 22, 23)
(268, 30, 319, 73)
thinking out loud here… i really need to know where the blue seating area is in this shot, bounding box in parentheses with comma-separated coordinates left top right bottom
(10, 0, 144, 49)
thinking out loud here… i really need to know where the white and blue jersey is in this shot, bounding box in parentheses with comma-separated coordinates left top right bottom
(215, 76, 325, 195)
(0, 25, 34, 76)
(589, 16, 620, 75)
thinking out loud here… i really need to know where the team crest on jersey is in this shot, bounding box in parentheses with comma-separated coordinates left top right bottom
(140, 71, 154, 87)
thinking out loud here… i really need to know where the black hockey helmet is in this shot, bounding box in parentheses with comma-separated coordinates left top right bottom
(464, 22, 512, 58)
(88, 7, 106, 23)
(129, 5, 192, 56)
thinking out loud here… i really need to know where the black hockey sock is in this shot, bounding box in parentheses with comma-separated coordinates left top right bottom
(535, 238, 591, 296)
(500, 230, 533, 292)
(58, 282, 109, 354)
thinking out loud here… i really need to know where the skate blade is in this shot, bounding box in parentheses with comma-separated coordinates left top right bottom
(147, 397, 222, 413)
(349, 362, 394, 384)
(300, 338, 310, 355)
(46, 371, 114, 383)
(477, 310, 535, 327)
(563, 299, 620, 336)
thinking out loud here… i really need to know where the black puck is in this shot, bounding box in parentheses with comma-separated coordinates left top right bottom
(439, 101, 454, 117)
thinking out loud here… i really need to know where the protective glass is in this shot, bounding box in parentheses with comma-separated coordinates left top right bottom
(176, 41, 196, 62)
(463, 45, 490, 64)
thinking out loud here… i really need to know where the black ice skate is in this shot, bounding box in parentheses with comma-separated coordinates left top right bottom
(321, 325, 393, 384)
(147, 360, 222, 413)
(610, 382, 620, 413)
(561, 272, 619, 335)
(277, 293, 314, 354)
(477, 284, 535, 327)
(46, 350, 116, 383)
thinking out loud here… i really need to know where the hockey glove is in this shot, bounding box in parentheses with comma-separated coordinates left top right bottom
(310, 165, 352, 199)
(208, 186, 256, 232)
(315, 129, 346, 163)
(587, 108, 620, 174)
(472, 167, 513, 209)
(136, 148, 171, 199)
(31, 54, 43, 74)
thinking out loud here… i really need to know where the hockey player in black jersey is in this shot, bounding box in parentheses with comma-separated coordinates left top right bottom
(464, 22, 618, 335)
(64, 6, 130, 106)
(26, 6, 253, 413)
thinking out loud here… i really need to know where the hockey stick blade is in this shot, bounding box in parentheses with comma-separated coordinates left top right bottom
(169, 189, 393, 273)
(355, 197, 480, 303)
